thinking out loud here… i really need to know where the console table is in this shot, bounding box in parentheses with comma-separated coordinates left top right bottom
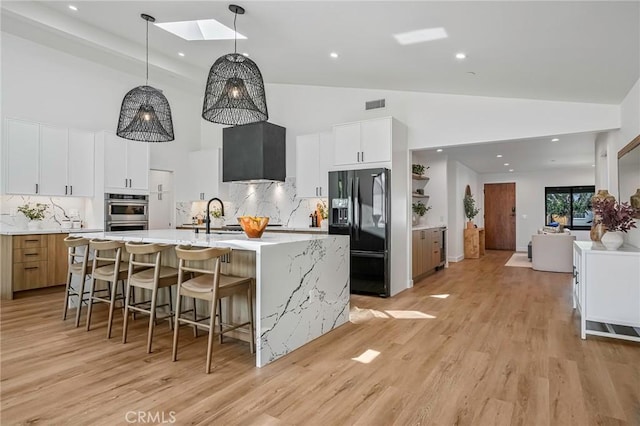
(573, 241, 640, 342)
(464, 227, 485, 259)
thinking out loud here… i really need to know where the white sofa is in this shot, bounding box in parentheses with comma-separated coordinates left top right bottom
(531, 232, 576, 273)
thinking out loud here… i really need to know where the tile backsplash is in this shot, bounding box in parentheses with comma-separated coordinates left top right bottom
(176, 178, 325, 228)
(0, 195, 87, 228)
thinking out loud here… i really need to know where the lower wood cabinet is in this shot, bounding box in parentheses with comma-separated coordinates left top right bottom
(1, 233, 69, 298)
(412, 227, 446, 280)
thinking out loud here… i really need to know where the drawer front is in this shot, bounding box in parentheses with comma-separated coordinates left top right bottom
(14, 247, 48, 263)
(13, 235, 47, 249)
(13, 261, 48, 291)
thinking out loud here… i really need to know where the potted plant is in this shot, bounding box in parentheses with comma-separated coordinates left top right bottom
(592, 197, 637, 250)
(412, 164, 429, 176)
(316, 201, 328, 229)
(412, 201, 431, 225)
(463, 193, 480, 228)
(18, 203, 48, 230)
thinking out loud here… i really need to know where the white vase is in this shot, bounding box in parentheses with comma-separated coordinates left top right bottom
(27, 221, 41, 231)
(601, 230, 623, 250)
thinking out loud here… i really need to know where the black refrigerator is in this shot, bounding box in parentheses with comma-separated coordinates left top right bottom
(328, 168, 390, 297)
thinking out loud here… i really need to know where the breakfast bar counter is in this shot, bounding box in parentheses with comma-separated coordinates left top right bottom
(73, 229, 350, 367)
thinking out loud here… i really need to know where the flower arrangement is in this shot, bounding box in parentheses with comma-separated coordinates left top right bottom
(209, 208, 223, 219)
(316, 200, 328, 220)
(463, 194, 480, 221)
(592, 197, 637, 232)
(17, 203, 48, 221)
(412, 201, 431, 217)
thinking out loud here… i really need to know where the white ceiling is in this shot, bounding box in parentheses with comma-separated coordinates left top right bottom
(423, 132, 598, 174)
(0, 1, 634, 175)
(2, 0, 639, 104)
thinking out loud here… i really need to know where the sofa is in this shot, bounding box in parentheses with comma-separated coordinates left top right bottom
(531, 232, 576, 273)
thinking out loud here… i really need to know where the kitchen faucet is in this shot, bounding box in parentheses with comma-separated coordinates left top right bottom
(205, 197, 225, 234)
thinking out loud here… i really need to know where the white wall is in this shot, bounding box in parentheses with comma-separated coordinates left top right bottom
(618, 78, 640, 248)
(480, 168, 595, 251)
(447, 161, 479, 261)
(411, 151, 447, 227)
(1, 32, 200, 203)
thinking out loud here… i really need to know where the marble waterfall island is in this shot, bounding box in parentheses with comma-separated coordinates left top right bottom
(74, 229, 350, 367)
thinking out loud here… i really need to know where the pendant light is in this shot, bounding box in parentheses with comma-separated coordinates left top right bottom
(202, 4, 268, 126)
(117, 14, 174, 142)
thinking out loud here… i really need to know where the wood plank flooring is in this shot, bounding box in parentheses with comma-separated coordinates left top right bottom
(1, 250, 638, 425)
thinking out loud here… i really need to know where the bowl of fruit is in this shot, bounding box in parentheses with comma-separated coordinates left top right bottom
(237, 216, 270, 238)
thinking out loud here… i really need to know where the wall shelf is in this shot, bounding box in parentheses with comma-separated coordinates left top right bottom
(412, 193, 429, 199)
(412, 174, 429, 181)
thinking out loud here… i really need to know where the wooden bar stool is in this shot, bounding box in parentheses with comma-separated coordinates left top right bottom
(85, 239, 131, 338)
(62, 236, 90, 327)
(122, 242, 178, 353)
(172, 245, 255, 374)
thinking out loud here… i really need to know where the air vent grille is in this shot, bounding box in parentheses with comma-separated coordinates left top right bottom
(365, 99, 386, 110)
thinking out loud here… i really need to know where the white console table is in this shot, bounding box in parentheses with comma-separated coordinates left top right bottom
(573, 241, 640, 342)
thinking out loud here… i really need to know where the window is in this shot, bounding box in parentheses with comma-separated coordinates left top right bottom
(545, 186, 595, 230)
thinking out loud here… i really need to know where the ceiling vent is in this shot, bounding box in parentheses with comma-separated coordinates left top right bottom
(365, 99, 386, 110)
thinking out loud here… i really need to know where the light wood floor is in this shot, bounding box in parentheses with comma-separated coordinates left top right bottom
(1, 250, 638, 425)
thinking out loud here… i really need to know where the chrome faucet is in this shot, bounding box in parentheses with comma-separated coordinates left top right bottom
(205, 198, 225, 234)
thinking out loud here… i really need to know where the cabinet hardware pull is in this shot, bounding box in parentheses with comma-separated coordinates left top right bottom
(35, 183, 39, 194)
(125, 178, 128, 188)
(65, 185, 68, 195)
(70, 185, 73, 195)
(129, 179, 132, 187)
(357, 152, 360, 162)
(361, 151, 364, 162)
(24, 267, 39, 270)
(319, 187, 322, 196)
(25, 239, 39, 242)
(24, 253, 39, 256)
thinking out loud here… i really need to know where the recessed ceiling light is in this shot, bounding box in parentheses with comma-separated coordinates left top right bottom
(68, 5, 78, 11)
(496, 154, 503, 158)
(178, 52, 185, 57)
(242, 52, 249, 57)
(592, 164, 596, 167)
(509, 169, 514, 172)
(455, 52, 466, 59)
(330, 52, 339, 59)
(393, 27, 448, 45)
(155, 19, 246, 41)
(551, 138, 559, 142)
(504, 163, 509, 166)
(436, 149, 443, 153)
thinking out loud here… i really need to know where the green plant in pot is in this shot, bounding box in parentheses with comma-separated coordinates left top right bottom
(18, 203, 48, 230)
(208, 207, 224, 228)
(412, 201, 431, 225)
(463, 194, 480, 228)
(412, 164, 429, 176)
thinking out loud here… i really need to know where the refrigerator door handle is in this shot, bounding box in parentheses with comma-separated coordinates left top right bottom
(347, 176, 354, 229)
(354, 176, 360, 240)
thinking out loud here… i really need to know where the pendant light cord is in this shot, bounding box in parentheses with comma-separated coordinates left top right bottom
(233, 11, 238, 54)
(146, 17, 149, 85)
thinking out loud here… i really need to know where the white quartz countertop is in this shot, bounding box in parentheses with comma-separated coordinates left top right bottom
(412, 225, 447, 231)
(177, 224, 327, 234)
(71, 229, 341, 252)
(0, 224, 103, 235)
(574, 240, 640, 254)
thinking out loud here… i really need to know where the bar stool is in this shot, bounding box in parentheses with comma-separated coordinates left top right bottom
(85, 239, 131, 338)
(172, 245, 255, 374)
(62, 236, 90, 327)
(122, 242, 178, 353)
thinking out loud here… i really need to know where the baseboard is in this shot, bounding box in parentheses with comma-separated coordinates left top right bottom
(448, 254, 464, 263)
(516, 246, 528, 252)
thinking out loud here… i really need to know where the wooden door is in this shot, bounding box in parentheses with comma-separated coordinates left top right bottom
(484, 183, 516, 250)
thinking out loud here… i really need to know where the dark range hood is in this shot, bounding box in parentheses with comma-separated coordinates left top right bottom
(223, 121, 286, 183)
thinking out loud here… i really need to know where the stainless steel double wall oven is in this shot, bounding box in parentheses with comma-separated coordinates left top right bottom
(104, 193, 149, 231)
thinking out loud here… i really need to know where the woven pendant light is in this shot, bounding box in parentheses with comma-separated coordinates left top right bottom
(202, 5, 268, 126)
(117, 14, 174, 142)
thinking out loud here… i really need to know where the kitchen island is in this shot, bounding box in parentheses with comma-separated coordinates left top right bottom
(73, 229, 350, 367)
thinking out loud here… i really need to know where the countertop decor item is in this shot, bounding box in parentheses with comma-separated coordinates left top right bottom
(412, 201, 431, 225)
(463, 190, 480, 228)
(18, 203, 48, 231)
(238, 216, 270, 238)
(202, 4, 268, 126)
(117, 14, 174, 142)
(592, 196, 637, 250)
(590, 189, 615, 241)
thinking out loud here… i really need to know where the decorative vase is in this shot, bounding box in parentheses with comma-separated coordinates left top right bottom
(600, 230, 624, 250)
(412, 213, 418, 226)
(27, 221, 41, 231)
(590, 190, 616, 241)
(466, 221, 474, 229)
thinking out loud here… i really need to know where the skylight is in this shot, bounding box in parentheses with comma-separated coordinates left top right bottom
(393, 27, 448, 45)
(155, 19, 246, 41)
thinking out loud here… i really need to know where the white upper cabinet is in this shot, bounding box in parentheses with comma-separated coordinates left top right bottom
(296, 132, 333, 198)
(4, 119, 94, 196)
(186, 148, 226, 201)
(6, 119, 40, 195)
(104, 132, 149, 193)
(333, 117, 392, 167)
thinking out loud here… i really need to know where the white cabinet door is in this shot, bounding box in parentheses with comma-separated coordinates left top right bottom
(361, 117, 391, 164)
(68, 130, 95, 197)
(296, 134, 321, 198)
(126, 141, 149, 191)
(317, 132, 333, 197)
(188, 149, 223, 201)
(6, 119, 40, 194)
(333, 123, 361, 166)
(39, 125, 68, 196)
(104, 133, 128, 190)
